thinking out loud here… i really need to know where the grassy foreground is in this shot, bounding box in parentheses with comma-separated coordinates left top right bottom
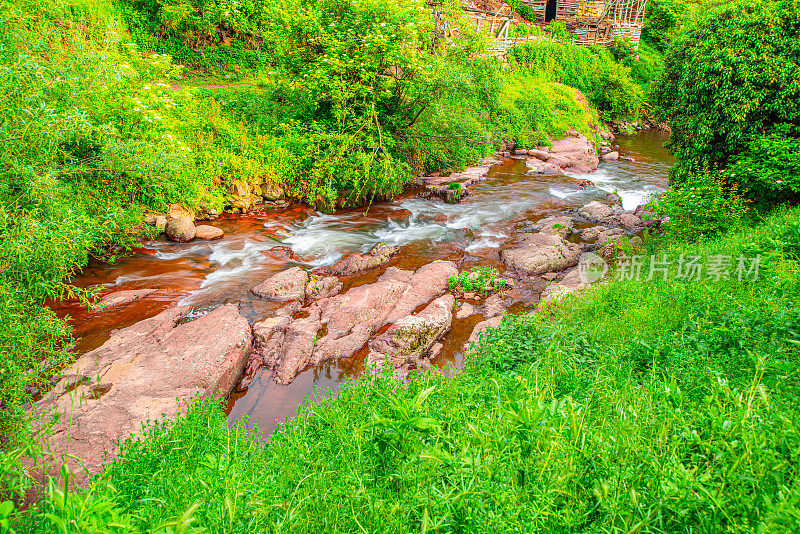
(11, 207, 800, 532)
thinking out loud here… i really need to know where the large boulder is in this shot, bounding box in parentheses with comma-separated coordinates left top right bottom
(501, 233, 584, 275)
(165, 216, 196, 242)
(261, 181, 285, 201)
(251, 266, 309, 301)
(367, 294, 455, 371)
(548, 133, 599, 174)
(33, 304, 252, 486)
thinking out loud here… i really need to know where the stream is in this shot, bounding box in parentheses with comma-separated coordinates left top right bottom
(52, 132, 674, 435)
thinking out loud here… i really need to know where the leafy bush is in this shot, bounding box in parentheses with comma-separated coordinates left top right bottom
(653, 0, 800, 195)
(651, 166, 750, 242)
(641, 0, 710, 51)
(727, 128, 800, 205)
(447, 266, 505, 294)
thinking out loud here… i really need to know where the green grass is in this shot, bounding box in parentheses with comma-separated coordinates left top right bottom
(13, 206, 800, 533)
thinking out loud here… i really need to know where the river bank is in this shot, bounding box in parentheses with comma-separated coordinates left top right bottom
(30, 132, 673, 485)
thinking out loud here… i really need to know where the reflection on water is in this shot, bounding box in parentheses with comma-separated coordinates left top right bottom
(51, 132, 673, 434)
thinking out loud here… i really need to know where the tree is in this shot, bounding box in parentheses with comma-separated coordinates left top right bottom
(654, 0, 800, 203)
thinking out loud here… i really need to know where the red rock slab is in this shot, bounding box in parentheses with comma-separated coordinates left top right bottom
(32, 303, 252, 486)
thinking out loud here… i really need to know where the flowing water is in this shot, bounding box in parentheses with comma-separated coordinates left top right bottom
(51, 132, 674, 434)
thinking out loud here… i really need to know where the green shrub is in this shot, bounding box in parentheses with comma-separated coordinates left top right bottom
(727, 128, 800, 205)
(447, 266, 505, 294)
(651, 166, 750, 242)
(653, 0, 800, 193)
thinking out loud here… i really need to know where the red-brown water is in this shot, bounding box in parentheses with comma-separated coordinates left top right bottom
(51, 132, 673, 435)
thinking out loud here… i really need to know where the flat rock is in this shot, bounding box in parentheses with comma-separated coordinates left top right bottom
(423, 165, 490, 187)
(321, 244, 399, 276)
(501, 233, 584, 275)
(95, 289, 158, 311)
(536, 216, 574, 237)
(34, 304, 251, 485)
(251, 267, 309, 301)
(528, 149, 551, 160)
(194, 225, 224, 240)
(525, 159, 565, 176)
(367, 294, 455, 371)
(602, 151, 620, 161)
(306, 275, 343, 300)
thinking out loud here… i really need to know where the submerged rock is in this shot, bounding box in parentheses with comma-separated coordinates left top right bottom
(34, 304, 252, 486)
(165, 216, 196, 242)
(95, 289, 158, 311)
(501, 233, 584, 276)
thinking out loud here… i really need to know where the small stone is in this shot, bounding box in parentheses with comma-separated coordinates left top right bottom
(456, 303, 476, 319)
(602, 151, 619, 162)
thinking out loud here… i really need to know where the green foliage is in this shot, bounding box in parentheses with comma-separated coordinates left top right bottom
(651, 165, 750, 242)
(18, 207, 800, 532)
(642, 0, 710, 51)
(504, 0, 537, 22)
(727, 127, 800, 205)
(653, 0, 800, 195)
(447, 266, 505, 294)
(510, 40, 643, 120)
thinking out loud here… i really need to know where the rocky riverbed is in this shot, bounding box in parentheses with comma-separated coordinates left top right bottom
(37, 132, 673, 483)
